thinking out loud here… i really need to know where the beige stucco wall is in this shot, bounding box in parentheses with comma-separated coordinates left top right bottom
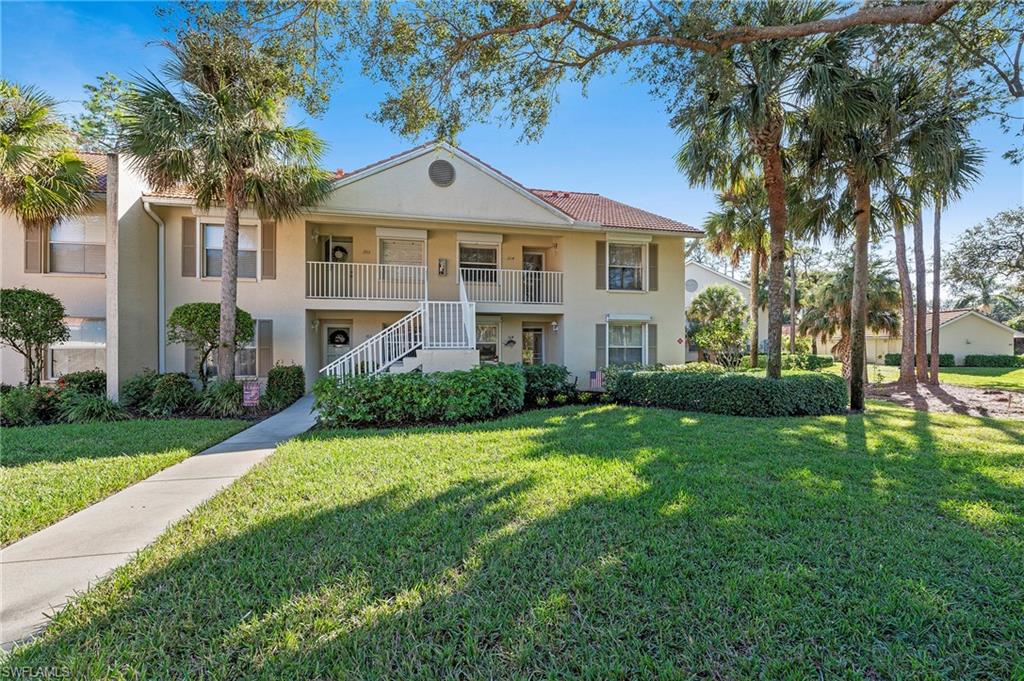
(1, 202, 107, 385)
(683, 261, 768, 361)
(938, 314, 1015, 364)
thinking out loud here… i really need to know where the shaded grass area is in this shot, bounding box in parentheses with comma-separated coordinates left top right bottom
(829, 363, 1024, 391)
(1, 419, 247, 544)
(6, 403, 1024, 678)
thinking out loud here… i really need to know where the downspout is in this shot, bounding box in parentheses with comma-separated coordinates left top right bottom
(143, 201, 166, 373)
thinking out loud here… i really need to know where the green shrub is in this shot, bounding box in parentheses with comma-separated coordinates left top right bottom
(147, 373, 196, 417)
(198, 380, 245, 418)
(521, 363, 573, 405)
(58, 391, 127, 423)
(740, 354, 835, 371)
(883, 353, 955, 367)
(962, 354, 1024, 367)
(611, 370, 847, 417)
(576, 391, 594, 404)
(666, 362, 727, 374)
(262, 364, 305, 411)
(120, 370, 161, 412)
(601, 363, 663, 394)
(314, 364, 526, 427)
(57, 370, 106, 396)
(0, 385, 61, 426)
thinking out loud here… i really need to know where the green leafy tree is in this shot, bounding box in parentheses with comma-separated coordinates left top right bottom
(703, 177, 768, 368)
(71, 73, 130, 152)
(950, 208, 1024, 297)
(0, 288, 70, 385)
(167, 303, 254, 387)
(688, 285, 749, 368)
(0, 81, 96, 232)
(123, 32, 333, 381)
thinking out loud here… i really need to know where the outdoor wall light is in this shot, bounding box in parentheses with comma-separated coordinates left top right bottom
(551, 321, 559, 333)
(311, 319, 320, 330)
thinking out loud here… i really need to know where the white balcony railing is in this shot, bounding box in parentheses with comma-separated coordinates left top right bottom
(306, 261, 427, 301)
(459, 267, 563, 305)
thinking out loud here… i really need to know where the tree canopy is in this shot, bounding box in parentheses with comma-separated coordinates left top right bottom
(0, 288, 70, 385)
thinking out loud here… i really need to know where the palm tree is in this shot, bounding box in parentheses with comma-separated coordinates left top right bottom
(797, 62, 978, 410)
(0, 81, 96, 232)
(703, 177, 769, 367)
(123, 33, 333, 381)
(688, 284, 748, 366)
(675, 0, 849, 380)
(799, 261, 901, 374)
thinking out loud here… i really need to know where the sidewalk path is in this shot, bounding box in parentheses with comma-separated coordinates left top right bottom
(1, 395, 317, 650)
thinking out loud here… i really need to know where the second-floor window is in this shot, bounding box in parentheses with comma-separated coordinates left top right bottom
(49, 215, 105, 274)
(460, 243, 498, 283)
(203, 223, 257, 278)
(608, 243, 643, 291)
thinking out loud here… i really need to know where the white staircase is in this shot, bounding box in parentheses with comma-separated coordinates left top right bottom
(319, 281, 477, 382)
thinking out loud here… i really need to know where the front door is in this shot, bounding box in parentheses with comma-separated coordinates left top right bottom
(324, 325, 351, 367)
(523, 250, 544, 303)
(522, 326, 544, 365)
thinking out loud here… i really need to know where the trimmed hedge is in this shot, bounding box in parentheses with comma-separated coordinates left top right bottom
(263, 364, 305, 411)
(57, 370, 107, 396)
(0, 385, 61, 426)
(611, 370, 847, 417)
(314, 364, 526, 427)
(521, 363, 574, 405)
(740, 354, 835, 371)
(883, 353, 955, 367)
(962, 354, 1024, 367)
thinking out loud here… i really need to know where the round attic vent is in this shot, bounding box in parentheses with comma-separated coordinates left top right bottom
(428, 159, 456, 187)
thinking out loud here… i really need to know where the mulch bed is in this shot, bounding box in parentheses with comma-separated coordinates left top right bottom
(869, 382, 1024, 420)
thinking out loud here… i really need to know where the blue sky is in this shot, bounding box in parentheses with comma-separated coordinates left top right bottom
(3, 1, 1022, 263)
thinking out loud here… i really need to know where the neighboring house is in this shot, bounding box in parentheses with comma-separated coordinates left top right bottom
(683, 260, 768, 362)
(1, 142, 703, 395)
(825, 308, 1022, 365)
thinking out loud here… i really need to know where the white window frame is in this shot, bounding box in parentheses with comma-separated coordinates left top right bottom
(475, 318, 500, 363)
(606, 321, 648, 366)
(458, 242, 500, 270)
(198, 220, 261, 281)
(48, 317, 106, 379)
(47, 215, 106, 275)
(606, 241, 648, 293)
(203, 319, 260, 379)
(377, 237, 426, 267)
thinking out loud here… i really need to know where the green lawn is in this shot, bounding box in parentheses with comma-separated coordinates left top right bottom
(1, 419, 247, 544)
(6, 404, 1023, 678)
(829, 363, 1024, 391)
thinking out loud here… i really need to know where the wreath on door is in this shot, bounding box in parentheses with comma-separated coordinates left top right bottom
(331, 244, 349, 262)
(328, 329, 350, 346)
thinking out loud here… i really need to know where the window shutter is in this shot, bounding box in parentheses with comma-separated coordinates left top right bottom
(257, 319, 273, 377)
(648, 243, 658, 291)
(595, 323, 607, 370)
(24, 225, 42, 273)
(646, 324, 658, 364)
(595, 241, 606, 290)
(261, 221, 276, 279)
(184, 344, 198, 378)
(181, 217, 196, 277)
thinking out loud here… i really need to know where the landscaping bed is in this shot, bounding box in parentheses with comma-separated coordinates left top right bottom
(6, 403, 1022, 677)
(1, 419, 247, 544)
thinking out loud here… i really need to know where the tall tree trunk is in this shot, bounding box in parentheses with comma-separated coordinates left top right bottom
(759, 133, 787, 380)
(849, 176, 871, 412)
(789, 251, 797, 353)
(749, 248, 761, 369)
(217, 185, 241, 382)
(913, 207, 928, 381)
(929, 199, 942, 384)
(891, 212, 916, 387)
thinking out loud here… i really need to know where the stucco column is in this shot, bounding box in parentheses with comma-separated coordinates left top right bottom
(104, 153, 119, 400)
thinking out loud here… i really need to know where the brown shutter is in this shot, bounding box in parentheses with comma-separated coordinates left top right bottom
(24, 225, 43, 273)
(261, 220, 276, 279)
(595, 240, 606, 290)
(181, 217, 196, 277)
(257, 319, 273, 377)
(596, 323, 607, 370)
(648, 243, 658, 291)
(647, 323, 658, 365)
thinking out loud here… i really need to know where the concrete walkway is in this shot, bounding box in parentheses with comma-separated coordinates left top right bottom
(1, 395, 317, 650)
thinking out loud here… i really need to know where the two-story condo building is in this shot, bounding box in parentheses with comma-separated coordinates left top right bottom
(1, 143, 702, 396)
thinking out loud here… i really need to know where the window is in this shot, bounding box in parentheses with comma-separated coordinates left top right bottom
(204, 320, 257, 378)
(608, 243, 643, 291)
(608, 323, 644, 365)
(522, 327, 544, 365)
(203, 223, 257, 278)
(460, 243, 498, 284)
(49, 215, 105, 274)
(49, 317, 105, 377)
(379, 238, 424, 266)
(476, 323, 498, 362)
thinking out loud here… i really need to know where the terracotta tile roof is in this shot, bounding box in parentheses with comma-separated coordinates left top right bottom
(79, 152, 108, 192)
(530, 189, 700, 234)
